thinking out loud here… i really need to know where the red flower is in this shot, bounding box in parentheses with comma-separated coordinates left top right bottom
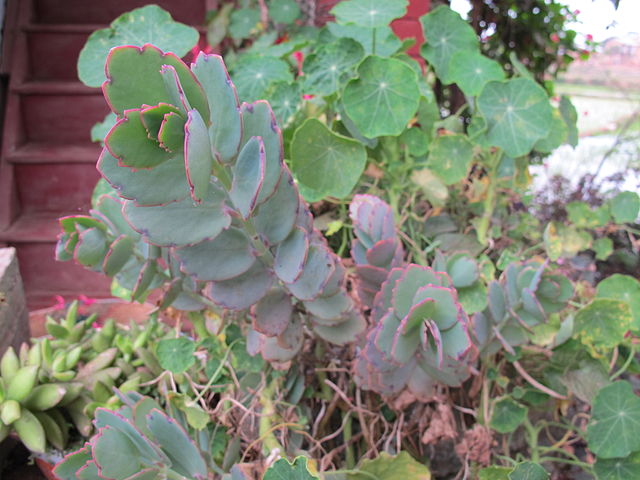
(586, 34, 594, 42)
(550, 33, 560, 43)
(293, 50, 304, 76)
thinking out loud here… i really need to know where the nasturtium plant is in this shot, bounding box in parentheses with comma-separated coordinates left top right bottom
(596, 274, 640, 330)
(77, 5, 199, 88)
(331, 0, 408, 29)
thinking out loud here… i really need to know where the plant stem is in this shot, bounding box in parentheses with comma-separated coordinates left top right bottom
(476, 150, 502, 245)
(371, 27, 376, 55)
(523, 418, 541, 463)
(259, 377, 284, 457)
(344, 413, 355, 469)
(610, 345, 636, 380)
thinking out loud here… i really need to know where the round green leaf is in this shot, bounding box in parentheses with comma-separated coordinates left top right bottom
(448, 51, 505, 97)
(229, 8, 260, 39)
(477, 78, 552, 158)
(269, 0, 301, 24)
(77, 5, 199, 87)
(232, 55, 293, 102)
(427, 134, 474, 185)
(559, 95, 579, 147)
(156, 337, 196, 373)
(327, 22, 402, 56)
(610, 191, 640, 224)
(331, 0, 408, 28)
(596, 274, 640, 331)
(342, 56, 420, 138)
(508, 462, 548, 480)
(419, 5, 479, 84)
(574, 298, 633, 350)
(269, 82, 301, 128)
(587, 381, 640, 459)
(594, 452, 640, 480)
(291, 118, 367, 199)
(593, 237, 614, 261)
(264, 456, 319, 480)
(302, 38, 365, 97)
(534, 108, 568, 154)
(346, 451, 431, 480)
(490, 397, 528, 434)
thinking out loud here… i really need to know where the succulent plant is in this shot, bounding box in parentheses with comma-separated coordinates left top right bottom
(354, 265, 476, 397)
(472, 260, 573, 355)
(349, 194, 405, 307)
(56, 45, 365, 363)
(0, 345, 74, 453)
(53, 392, 210, 480)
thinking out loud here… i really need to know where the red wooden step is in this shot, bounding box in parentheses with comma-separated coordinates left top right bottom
(6, 142, 101, 164)
(33, 0, 206, 26)
(14, 162, 99, 212)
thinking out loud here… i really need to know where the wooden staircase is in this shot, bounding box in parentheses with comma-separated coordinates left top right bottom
(0, 0, 207, 309)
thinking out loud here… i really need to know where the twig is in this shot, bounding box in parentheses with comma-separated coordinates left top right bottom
(513, 360, 568, 399)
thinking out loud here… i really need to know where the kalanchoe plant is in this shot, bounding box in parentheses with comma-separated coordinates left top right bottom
(53, 392, 210, 480)
(349, 194, 405, 307)
(57, 44, 365, 364)
(354, 264, 476, 397)
(472, 261, 574, 355)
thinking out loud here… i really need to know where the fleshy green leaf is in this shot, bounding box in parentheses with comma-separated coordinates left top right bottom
(103, 44, 208, 118)
(208, 261, 274, 310)
(448, 51, 505, 97)
(175, 227, 256, 282)
(230, 136, 266, 218)
(291, 118, 367, 199)
(123, 188, 231, 247)
(331, 0, 408, 29)
(93, 426, 142, 478)
(185, 109, 215, 203)
(78, 5, 199, 87)
(420, 5, 479, 84)
(302, 38, 365, 97)
(477, 78, 553, 157)
(191, 53, 242, 163)
(342, 56, 420, 138)
(427, 134, 474, 185)
(156, 337, 196, 374)
(587, 381, 640, 459)
(574, 299, 632, 350)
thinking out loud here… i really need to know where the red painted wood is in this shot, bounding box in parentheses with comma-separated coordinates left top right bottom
(33, 0, 207, 25)
(14, 163, 98, 212)
(406, 0, 430, 19)
(21, 94, 108, 143)
(27, 30, 90, 81)
(391, 19, 425, 58)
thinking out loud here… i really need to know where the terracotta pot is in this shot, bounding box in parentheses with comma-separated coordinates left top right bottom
(35, 457, 59, 480)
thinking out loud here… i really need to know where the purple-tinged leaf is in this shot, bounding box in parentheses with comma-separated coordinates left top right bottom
(277, 315, 303, 350)
(407, 366, 436, 400)
(274, 227, 309, 283)
(372, 268, 404, 322)
(160, 64, 193, 114)
(159, 278, 183, 310)
(366, 238, 398, 268)
(401, 297, 436, 334)
(92, 426, 142, 479)
(140, 103, 180, 140)
(447, 253, 479, 288)
(59, 215, 107, 234)
(426, 320, 444, 368)
(356, 265, 389, 290)
(253, 171, 299, 244)
(93, 195, 140, 239)
(488, 281, 505, 322)
(103, 235, 134, 276)
(260, 335, 300, 363)
(76, 460, 99, 480)
(191, 53, 242, 163)
(240, 101, 284, 204)
(411, 285, 460, 331)
(132, 261, 156, 301)
(390, 322, 421, 364)
(313, 310, 366, 345)
(74, 228, 108, 267)
(98, 149, 190, 206)
(304, 290, 352, 321)
(127, 468, 163, 480)
(287, 245, 334, 301)
(103, 44, 209, 119)
(295, 203, 314, 232)
(252, 289, 293, 337)
(351, 239, 367, 265)
(247, 328, 262, 356)
(53, 446, 92, 480)
(185, 109, 215, 203)
(319, 260, 346, 298)
(521, 288, 546, 323)
(373, 310, 400, 358)
(392, 265, 446, 319)
(175, 227, 255, 281)
(146, 409, 208, 479)
(158, 112, 186, 152)
(207, 261, 274, 310)
(230, 136, 265, 218)
(441, 322, 472, 359)
(123, 186, 230, 246)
